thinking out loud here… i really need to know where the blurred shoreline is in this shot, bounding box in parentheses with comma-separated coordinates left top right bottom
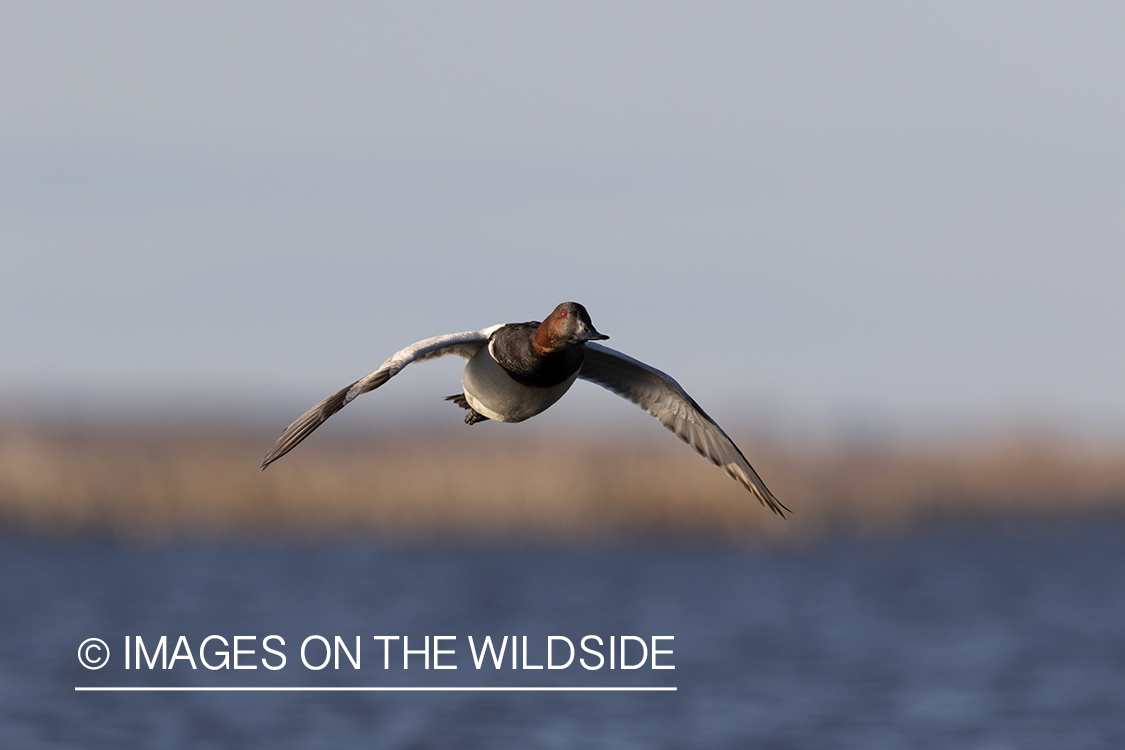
(2, 419, 1123, 542)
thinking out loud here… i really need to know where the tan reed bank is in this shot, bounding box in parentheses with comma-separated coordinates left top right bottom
(1, 421, 1123, 541)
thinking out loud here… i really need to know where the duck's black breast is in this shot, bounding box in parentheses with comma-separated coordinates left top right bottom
(490, 322, 584, 388)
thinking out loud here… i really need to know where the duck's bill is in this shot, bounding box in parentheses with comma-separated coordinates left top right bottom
(576, 330, 610, 341)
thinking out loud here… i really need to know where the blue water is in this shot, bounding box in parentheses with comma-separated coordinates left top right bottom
(2, 521, 1124, 749)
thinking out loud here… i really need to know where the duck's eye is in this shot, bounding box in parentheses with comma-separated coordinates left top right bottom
(560, 311, 568, 318)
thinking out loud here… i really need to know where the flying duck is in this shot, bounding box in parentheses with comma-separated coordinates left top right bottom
(262, 302, 786, 516)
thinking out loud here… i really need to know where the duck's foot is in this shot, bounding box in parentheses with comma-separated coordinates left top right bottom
(464, 410, 489, 425)
(444, 393, 490, 425)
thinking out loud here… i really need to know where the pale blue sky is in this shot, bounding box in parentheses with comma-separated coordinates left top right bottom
(2, 3, 1123, 435)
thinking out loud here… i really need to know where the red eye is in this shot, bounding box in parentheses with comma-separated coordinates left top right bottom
(560, 311, 567, 317)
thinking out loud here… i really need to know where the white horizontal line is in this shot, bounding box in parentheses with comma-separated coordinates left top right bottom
(75, 686, 676, 692)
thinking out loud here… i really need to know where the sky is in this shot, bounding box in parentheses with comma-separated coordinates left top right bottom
(2, 3, 1123, 437)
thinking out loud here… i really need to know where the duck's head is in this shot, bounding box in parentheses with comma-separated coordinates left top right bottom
(533, 302, 608, 354)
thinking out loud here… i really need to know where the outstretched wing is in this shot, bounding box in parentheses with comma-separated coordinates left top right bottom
(261, 326, 502, 470)
(579, 342, 788, 516)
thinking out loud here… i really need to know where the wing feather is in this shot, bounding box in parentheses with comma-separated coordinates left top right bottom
(261, 326, 502, 469)
(580, 343, 788, 516)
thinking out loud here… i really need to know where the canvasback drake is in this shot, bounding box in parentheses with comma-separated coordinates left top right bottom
(262, 302, 787, 516)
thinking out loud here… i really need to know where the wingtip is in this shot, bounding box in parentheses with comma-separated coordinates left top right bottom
(260, 443, 286, 471)
(768, 497, 792, 519)
(755, 485, 790, 518)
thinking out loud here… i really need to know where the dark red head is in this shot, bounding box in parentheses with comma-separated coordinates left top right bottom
(532, 302, 608, 355)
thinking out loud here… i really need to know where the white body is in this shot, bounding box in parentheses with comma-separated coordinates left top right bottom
(461, 346, 580, 423)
